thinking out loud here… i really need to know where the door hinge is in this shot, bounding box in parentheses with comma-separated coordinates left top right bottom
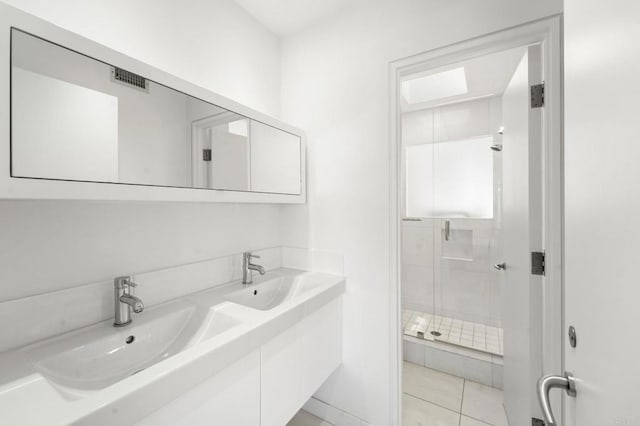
(532, 418, 544, 426)
(202, 149, 212, 162)
(531, 83, 545, 108)
(531, 251, 545, 276)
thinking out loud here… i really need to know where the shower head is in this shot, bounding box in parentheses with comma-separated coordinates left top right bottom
(490, 144, 503, 152)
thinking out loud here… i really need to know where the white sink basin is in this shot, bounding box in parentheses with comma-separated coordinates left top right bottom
(225, 273, 324, 311)
(20, 299, 238, 398)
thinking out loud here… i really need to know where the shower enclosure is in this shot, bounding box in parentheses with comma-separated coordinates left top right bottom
(401, 96, 504, 358)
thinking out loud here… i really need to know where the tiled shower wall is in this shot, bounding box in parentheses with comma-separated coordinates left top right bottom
(401, 95, 504, 328)
(402, 218, 503, 327)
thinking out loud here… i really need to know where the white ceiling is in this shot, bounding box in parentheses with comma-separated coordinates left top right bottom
(233, 0, 371, 36)
(401, 46, 527, 112)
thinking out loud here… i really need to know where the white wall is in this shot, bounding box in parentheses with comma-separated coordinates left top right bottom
(12, 67, 120, 182)
(12, 29, 193, 187)
(279, 1, 562, 423)
(1, 0, 281, 116)
(0, 0, 283, 303)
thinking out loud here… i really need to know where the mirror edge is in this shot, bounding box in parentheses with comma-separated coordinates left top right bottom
(0, 3, 306, 204)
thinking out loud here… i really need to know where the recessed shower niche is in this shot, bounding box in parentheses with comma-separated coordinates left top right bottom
(441, 224, 473, 261)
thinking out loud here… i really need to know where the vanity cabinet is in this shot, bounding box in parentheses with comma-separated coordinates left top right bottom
(261, 297, 343, 426)
(135, 297, 342, 426)
(135, 350, 261, 426)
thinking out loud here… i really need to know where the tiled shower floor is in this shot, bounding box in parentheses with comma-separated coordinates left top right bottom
(403, 309, 504, 356)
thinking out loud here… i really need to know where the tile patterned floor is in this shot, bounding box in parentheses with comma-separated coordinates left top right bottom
(289, 362, 508, 426)
(287, 410, 334, 426)
(403, 309, 504, 356)
(403, 361, 509, 426)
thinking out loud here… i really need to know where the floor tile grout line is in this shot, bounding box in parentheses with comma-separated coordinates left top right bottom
(402, 389, 497, 426)
(404, 360, 503, 391)
(402, 391, 462, 416)
(460, 379, 500, 426)
(402, 362, 504, 426)
(459, 379, 466, 425)
(461, 412, 496, 426)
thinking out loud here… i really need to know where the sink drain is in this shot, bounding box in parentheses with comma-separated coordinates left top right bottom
(125, 335, 135, 344)
(430, 331, 442, 337)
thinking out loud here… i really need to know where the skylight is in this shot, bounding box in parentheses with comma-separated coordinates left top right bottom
(401, 67, 468, 105)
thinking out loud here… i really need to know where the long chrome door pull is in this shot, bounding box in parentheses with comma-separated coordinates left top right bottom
(444, 220, 450, 241)
(537, 372, 576, 426)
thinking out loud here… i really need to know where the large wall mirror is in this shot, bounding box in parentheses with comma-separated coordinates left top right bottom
(10, 28, 302, 196)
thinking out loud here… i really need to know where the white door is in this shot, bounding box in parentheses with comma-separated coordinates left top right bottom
(501, 44, 544, 425)
(209, 130, 250, 191)
(562, 1, 640, 425)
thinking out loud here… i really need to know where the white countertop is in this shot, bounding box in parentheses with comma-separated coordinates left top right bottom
(0, 268, 345, 426)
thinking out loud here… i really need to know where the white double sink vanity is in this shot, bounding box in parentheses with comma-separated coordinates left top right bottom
(0, 269, 345, 425)
(0, 4, 341, 425)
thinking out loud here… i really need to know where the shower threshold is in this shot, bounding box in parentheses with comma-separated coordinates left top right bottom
(402, 309, 503, 356)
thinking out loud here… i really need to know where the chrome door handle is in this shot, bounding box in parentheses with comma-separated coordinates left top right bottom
(444, 220, 450, 241)
(494, 262, 506, 270)
(537, 372, 576, 426)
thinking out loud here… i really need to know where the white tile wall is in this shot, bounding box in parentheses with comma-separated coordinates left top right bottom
(401, 219, 434, 313)
(282, 247, 344, 276)
(403, 338, 503, 389)
(402, 218, 503, 327)
(0, 246, 340, 353)
(133, 256, 234, 308)
(0, 278, 112, 352)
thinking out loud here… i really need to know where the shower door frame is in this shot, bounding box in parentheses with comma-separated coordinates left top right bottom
(388, 16, 563, 425)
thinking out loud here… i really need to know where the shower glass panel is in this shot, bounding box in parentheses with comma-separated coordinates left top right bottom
(401, 97, 503, 355)
(406, 137, 493, 218)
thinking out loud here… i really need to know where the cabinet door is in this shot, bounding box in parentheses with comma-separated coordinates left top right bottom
(299, 298, 343, 397)
(136, 350, 261, 426)
(261, 324, 303, 426)
(261, 297, 343, 426)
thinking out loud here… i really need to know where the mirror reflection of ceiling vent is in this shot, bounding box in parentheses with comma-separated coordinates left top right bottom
(111, 67, 148, 92)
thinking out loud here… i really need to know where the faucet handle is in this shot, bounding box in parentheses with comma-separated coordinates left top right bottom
(114, 275, 137, 289)
(243, 252, 261, 260)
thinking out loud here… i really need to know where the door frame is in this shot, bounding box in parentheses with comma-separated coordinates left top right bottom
(191, 111, 252, 188)
(388, 16, 563, 425)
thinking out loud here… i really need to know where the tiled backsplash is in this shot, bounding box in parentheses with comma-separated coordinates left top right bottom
(0, 246, 343, 353)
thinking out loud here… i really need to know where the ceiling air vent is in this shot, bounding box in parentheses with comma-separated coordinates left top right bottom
(111, 67, 148, 92)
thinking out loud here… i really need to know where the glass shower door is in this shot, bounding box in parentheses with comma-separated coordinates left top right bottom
(401, 97, 504, 357)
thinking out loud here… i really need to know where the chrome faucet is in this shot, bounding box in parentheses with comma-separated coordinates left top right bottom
(242, 252, 266, 284)
(114, 276, 144, 327)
